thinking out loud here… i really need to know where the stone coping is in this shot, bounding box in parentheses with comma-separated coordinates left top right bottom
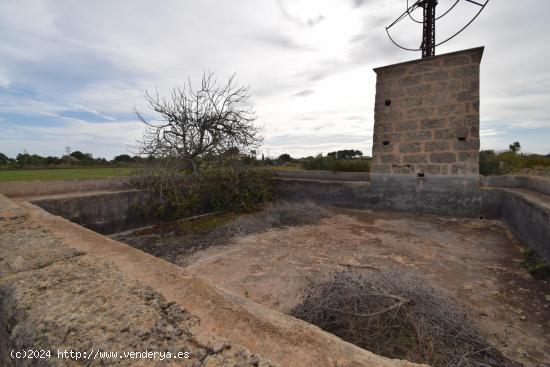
(373, 46, 485, 72)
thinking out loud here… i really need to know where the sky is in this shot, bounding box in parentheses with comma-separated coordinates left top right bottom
(0, 0, 549, 159)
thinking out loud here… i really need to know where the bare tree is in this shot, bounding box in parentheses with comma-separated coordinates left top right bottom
(133, 71, 262, 168)
(129, 72, 271, 219)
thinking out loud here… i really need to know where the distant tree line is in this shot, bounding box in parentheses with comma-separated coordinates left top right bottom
(0, 150, 148, 169)
(256, 150, 371, 172)
(3, 141, 548, 174)
(268, 143, 550, 174)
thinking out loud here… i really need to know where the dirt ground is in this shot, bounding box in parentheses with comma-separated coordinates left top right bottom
(178, 208, 550, 367)
(112, 206, 550, 366)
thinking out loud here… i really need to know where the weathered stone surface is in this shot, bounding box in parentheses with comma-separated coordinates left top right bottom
(399, 143, 422, 153)
(395, 120, 418, 131)
(437, 103, 468, 117)
(405, 84, 432, 95)
(403, 154, 428, 164)
(422, 70, 449, 83)
(442, 55, 470, 67)
(434, 127, 469, 140)
(383, 110, 404, 121)
(424, 94, 453, 106)
(0, 256, 275, 366)
(450, 65, 478, 79)
(405, 107, 435, 120)
(457, 90, 477, 101)
(371, 164, 392, 174)
(373, 143, 394, 154)
(399, 75, 422, 86)
(380, 154, 401, 164)
(374, 122, 394, 134)
(430, 152, 456, 163)
(0, 216, 84, 278)
(420, 118, 445, 129)
(399, 97, 423, 110)
(391, 165, 414, 174)
(453, 139, 480, 151)
(0, 202, 276, 367)
(403, 131, 432, 141)
(425, 141, 450, 152)
(381, 133, 402, 143)
(448, 115, 478, 127)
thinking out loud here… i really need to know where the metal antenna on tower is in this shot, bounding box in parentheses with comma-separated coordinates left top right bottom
(386, 0, 489, 58)
(420, 0, 437, 58)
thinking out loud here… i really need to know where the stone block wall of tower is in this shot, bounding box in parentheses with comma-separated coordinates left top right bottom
(372, 47, 483, 178)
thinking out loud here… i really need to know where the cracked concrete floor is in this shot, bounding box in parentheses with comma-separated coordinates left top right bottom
(184, 208, 550, 367)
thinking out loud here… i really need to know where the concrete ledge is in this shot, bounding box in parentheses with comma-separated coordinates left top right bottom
(273, 170, 370, 182)
(370, 174, 480, 193)
(31, 190, 156, 234)
(275, 178, 496, 218)
(481, 175, 550, 196)
(498, 188, 550, 261)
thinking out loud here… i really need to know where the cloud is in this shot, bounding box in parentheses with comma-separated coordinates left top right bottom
(276, 0, 325, 27)
(252, 33, 310, 50)
(480, 128, 502, 137)
(0, 0, 549, 159)
(0, 118, 143, 159)
(292, 89, 315, 97)
(0, 74, 9, 88)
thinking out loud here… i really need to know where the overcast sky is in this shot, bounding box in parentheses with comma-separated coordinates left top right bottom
(1, 0, 549, 159)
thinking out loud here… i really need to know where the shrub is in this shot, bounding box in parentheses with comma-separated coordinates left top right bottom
(201, 165, 274, 213)
(480, 148, 550, 176)
(0, 153, 11, 165)
(301, 155, 370, 172)
(479, 150, 503, 175)
(327, 149, 363, 159)
(132, 162, 274, 219)
(278, 153, 293, 163)
(521, 248, 550, 280)
(291, 269, 518, 367)
(113, 154, 135, 164)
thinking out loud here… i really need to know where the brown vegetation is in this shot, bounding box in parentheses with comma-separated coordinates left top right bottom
(291, 268, 520, 367)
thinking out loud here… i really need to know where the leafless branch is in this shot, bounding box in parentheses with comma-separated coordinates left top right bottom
(133, 71, 262, 164)
(291, 268, 520, 367)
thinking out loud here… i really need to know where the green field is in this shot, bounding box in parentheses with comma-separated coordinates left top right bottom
(0, 167, 133, 182)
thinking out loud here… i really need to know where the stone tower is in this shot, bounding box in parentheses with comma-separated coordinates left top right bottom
(371, 47, 483, 190)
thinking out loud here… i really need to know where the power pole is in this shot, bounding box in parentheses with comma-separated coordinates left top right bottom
(419, 0, 437, 58)
(385, 0, 488, 59)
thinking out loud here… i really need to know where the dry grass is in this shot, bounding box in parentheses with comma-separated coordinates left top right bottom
(291, 268, 519, 367)
(114, 201, 330, 265)
(229, 200, 329, 235)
